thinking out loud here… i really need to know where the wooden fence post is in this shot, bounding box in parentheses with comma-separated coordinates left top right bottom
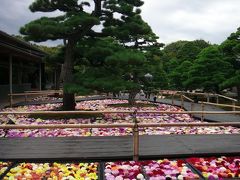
(25, 94, 27, 102)
(132, 110, 139, 161)
(232, 101, 236, 111)
(171, 94, 174, 105)
(216, 95, 219, 104)
(9, 95, 13, 108)
(181, 95, 184, 109)
(190, 102, 193, 118)
(201, 102, 205, 122)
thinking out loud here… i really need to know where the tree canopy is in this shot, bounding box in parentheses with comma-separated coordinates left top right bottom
(184, 46, 233, 92)
(219, 27, 240, 99)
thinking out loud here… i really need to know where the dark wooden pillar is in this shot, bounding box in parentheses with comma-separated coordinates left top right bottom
(9, 55, 13, 94)
(39, 63, 42, 91)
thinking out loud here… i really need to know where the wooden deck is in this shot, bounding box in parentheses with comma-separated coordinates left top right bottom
(0, 134, 239, 161)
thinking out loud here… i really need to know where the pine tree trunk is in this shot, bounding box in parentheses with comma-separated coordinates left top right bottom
(63, 93, 75, 110)
(128, 91, 137, 106)
(62, 39, 76, 110)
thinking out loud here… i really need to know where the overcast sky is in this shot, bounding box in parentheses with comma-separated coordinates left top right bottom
(1, 0, 240, 46)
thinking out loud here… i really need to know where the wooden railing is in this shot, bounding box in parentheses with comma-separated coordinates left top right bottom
(24, 90, 63, 93)
(200, 101, 240, 110)
(159, 90, 239, 111)
(159, 90, 195, 111)
(180, 91, 238, 109)
(1, 110, 240, 115)
(1, 110, 240, 161)
(8, 90, 62, 107)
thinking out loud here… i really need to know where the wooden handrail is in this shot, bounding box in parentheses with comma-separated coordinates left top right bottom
(161, 90, 238, 102)
(217, 94, 238, 102)
(1, 110, 240, 115)
(138, 122, 240, 127)
(24, 90, 62, 93)
(0, 111, 133, 115)
(182, 95, 194, 102)
(8, 91, 63, 107)
(200, 101, 240, 109)
(177, 91, 213, 96)
(0, 123, 134, 129)
(8, 92, 61, 96)
(0, 122, 240, 130)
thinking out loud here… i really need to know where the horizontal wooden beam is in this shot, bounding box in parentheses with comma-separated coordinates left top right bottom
(217, 94, 238, 102)
(0, 124, 134, 129)
(161, 90, 238, 102)
(201, 101, 240, 109)
(24, 90, 62, 93)
(8, 92, 62, 96)
(137, 111, 240, 114)
(138, 122, 240, 127)
(0, 122, 240, 130)
(0, 111, 133, 115)
(182, 95, 194, 102)
(1, 110, 240, 115)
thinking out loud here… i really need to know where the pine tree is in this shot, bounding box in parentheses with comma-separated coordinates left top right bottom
(72, 0, 165, 105)
(20, 0, 101, 110)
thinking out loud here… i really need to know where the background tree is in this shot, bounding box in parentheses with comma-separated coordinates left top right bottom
(176, 40, 210, 61)
(39, 45, 64, 90)
(143, 48, 169, 95)
(161, 40, 188, 62)
(168, 61, 193, 90)
(184, 46, 233, 93)
(162, 40, 210, 89)
(220, 27, 240, 100)
(20, 0, 101, 110)
(162, 40, 209, 63)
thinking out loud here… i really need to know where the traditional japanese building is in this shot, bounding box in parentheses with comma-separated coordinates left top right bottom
(0, 30, 46, 100)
